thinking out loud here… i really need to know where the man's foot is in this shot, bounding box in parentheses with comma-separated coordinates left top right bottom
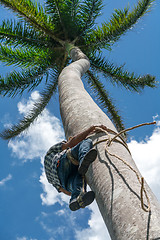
(78, 149, 97, 175)
(69, 191, 95, 211)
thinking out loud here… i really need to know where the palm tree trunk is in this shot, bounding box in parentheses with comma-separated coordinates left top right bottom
(58, 47, 160, 240)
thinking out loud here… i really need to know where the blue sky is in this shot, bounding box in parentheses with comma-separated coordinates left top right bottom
(0, 1, 160, 240)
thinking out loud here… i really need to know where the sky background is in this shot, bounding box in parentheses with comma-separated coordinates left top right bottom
(0, 0, 160, 240)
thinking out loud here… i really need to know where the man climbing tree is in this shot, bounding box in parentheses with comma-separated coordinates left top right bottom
(44, 125, 107, 211)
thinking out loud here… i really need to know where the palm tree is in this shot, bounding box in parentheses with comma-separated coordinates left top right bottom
(0, 0, 160, 239)
(0, 0, 157, 139)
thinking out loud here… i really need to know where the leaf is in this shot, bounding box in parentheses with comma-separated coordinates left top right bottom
(85, 0, 154, 50)
(0, 65, 49, 97)
(0, 19, 51, 48)
(0, 43, 50, 67)
(90, 54, 156, 92)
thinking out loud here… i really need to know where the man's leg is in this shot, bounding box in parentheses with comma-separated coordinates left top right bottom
(67, 168, 84, 201)
(71, 138, 97, 175)
(67, 171, 95, 211)
(57, 153, 73, 191)
(57, 153, 95, 211)
(57, 153, 84, 200)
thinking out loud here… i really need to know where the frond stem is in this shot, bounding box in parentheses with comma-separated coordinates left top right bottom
(53, 0, 68, 39)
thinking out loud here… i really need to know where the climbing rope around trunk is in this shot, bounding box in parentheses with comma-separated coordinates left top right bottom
(93, 121, 156, 212)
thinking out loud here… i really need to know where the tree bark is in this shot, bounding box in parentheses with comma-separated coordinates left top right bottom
(58, 47, 160, 240)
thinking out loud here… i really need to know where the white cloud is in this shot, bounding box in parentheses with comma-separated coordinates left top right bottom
(39, 168, 60, 205)
(16, 237, 27, 240)
(16, 237, 37, 240)
(128, 121, 160, 201)
(75, 201, 110, 240)
(8, 91, 64, 162)
(17, 91, 40, 115)
(8, 91, 67, 206)
(0, 174, 12, 186)
(39, 220, 66, 239)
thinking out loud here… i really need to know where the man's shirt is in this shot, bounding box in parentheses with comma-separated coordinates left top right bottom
(44, 141, 66, 192)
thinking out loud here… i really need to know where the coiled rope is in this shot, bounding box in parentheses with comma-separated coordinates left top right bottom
(93, 121, 156, 212)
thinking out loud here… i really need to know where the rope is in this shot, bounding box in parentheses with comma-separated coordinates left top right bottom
(93, 121, 156, 212)
(108, 121, 156, 146)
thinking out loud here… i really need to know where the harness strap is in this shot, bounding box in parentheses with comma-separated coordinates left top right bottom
(57, 159, 60, 168)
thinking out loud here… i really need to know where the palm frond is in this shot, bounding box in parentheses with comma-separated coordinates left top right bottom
(80, 0, 103, 33)
(0, 19, 52, 49)
(45, 0, 83, 41)
(90, 54, 156, 92)
(45, 0, 68, 39)
(87, 69, 125, 132)
(68, 0, 81, 19)
(0, 69, 59, 139)
(0, 65, 49, 97)
(85, 0, 154, 50)
(0, 43, 50, 67)
(0, 0, 63, 44)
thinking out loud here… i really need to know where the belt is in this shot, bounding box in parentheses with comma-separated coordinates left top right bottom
(66, 149, 79, 166)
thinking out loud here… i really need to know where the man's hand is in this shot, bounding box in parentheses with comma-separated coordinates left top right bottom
(59, 187, 71, 196)
(90, 125, 108, 134)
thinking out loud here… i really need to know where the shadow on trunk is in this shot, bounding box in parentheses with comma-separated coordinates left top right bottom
(94, 143, 154, 240)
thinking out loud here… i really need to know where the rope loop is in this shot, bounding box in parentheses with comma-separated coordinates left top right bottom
(93, 121, 156, 212)
(141, 177, 151, 212)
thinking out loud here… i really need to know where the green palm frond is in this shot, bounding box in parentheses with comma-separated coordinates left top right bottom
(85, 0, 154, 50)
(87, 69, 125, 132)
(80, 0, 103, 33)
(0, 69, 59, 139)
(0, 19, 51, 49)
(45, 0, 68, 39)
(0, 65, 49, 97)
(90, 54, 156, 92)
(0, 0, 63, 44)
(45, 0, 82, 41)
(0, 43, 50, 67)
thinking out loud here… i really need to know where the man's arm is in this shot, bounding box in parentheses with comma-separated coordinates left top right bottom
(62, 125, 107, 150)
(59, 187, 71, 196)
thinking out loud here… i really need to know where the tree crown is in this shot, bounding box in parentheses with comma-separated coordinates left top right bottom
(0, 0, 156, 139)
